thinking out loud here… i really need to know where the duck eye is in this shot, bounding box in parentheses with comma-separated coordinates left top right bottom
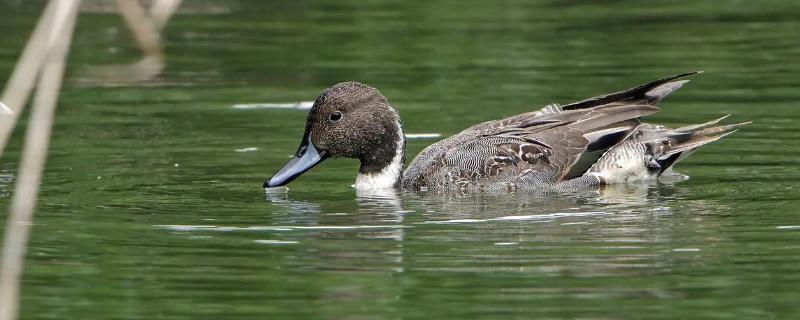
(329, 111, 342, 122)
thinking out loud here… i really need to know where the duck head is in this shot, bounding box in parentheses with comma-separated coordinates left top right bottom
(264, 82, 406, 189)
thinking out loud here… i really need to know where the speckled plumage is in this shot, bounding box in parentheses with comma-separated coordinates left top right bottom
(401, 72, 747, 191)
(264, 72, 748, 192)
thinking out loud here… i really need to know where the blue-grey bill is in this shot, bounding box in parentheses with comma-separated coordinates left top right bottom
(264, 137, 327, 188)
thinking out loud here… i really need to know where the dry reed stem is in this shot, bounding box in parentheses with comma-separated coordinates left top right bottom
(0, 103, 11, 116)
(0, 1, 82, 320)
(116, 0, 163, 58)
(75, 0, 180, 86)
(148, 0, 182, 30)
(0, 1, 60, 157)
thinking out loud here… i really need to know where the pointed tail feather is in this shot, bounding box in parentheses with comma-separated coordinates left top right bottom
(655, 120, 750, 174)
(674, 114, 731, 132)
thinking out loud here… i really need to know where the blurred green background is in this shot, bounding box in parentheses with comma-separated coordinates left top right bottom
(1, 0, 799, 319)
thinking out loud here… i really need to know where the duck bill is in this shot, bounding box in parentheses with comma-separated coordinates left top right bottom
(264, 136, 328, 188)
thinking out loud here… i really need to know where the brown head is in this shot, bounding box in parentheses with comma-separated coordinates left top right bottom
(264, 82, 406, 189)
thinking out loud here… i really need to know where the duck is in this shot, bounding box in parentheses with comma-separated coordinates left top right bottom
(264, 72, 748, 192)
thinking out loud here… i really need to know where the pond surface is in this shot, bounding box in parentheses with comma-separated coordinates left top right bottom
(1, 0, 800, 319)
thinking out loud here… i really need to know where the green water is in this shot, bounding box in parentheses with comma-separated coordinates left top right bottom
(2, 0, 800, 319)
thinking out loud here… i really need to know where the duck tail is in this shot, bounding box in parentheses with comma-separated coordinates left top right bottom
(651, 116, 750, 175)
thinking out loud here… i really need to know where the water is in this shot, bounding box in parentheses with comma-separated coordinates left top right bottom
(2, 0, 800, 319)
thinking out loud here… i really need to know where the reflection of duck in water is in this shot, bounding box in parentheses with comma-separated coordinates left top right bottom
(265, 188, 406, 228)
(264, 72, 747, 192)
(265, 179, 693, 231)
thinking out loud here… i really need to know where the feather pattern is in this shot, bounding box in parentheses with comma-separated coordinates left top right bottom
(265, 73, 747, 192)
(402, 72, 745, 191)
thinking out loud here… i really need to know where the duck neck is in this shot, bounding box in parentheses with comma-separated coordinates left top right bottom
(355, 119, 405, 189)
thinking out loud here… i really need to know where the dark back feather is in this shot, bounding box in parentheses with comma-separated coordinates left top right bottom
(402, 73, 702, 191)
(561, 71, 700, 111)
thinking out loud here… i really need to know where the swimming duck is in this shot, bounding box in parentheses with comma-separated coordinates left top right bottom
(264, 72, 747, 192)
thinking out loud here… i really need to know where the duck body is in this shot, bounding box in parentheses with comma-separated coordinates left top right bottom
(264, 72, 747, 192)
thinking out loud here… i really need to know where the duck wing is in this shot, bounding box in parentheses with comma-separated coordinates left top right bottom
(402, 73, 701, 190)
(461, 72, 698, 135)
(402, 104, 659, 190)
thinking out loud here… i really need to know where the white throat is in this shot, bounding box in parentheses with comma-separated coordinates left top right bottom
(354, 120, 405, 189)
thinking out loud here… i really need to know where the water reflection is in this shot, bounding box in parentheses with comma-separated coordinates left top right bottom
(254, 184, 730, 274)
(4, 0, 796, 317)
(259, 182, 721, 230)
(265, 189, 321, 214)
(242, 185, 734, 312)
